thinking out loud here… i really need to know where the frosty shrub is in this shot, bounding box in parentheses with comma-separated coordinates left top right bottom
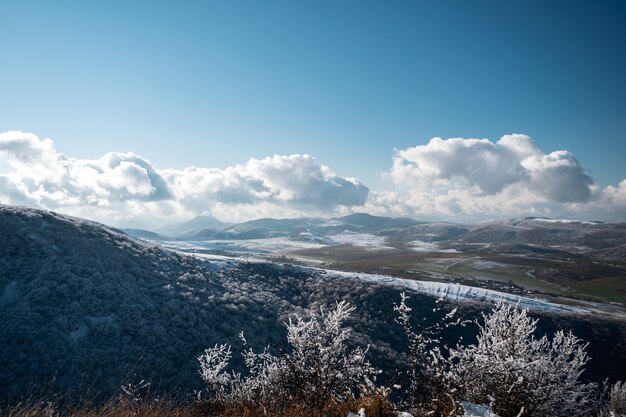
(600, 380, 626, 417)
(394, 293, 463, 416)
(197, 301, 379, 412)
(449, 303, 595, 417)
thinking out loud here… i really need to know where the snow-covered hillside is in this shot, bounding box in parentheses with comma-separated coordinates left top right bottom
(1, 205, 625, 402)
(0, 205, 429, 400)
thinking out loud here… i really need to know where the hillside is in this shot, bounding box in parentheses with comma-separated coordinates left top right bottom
(387, 217, 626, 253)
(0, 205, 426, 401)
(1, 205, 625, 404)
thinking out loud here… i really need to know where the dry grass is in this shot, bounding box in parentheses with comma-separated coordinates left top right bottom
(2, 399, 202, 417)
(2, 394, 396, 417)
(215, 393, 396, 417)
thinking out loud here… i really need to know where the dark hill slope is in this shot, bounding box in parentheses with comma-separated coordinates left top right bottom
(0, 205, 224, 397)
(0, 205, 416, 401)
(0, 205, 625, 404)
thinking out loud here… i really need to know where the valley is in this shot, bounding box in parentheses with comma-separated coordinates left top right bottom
(135, 214, 626, 310)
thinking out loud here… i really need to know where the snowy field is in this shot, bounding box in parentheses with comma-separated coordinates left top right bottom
(157, 241, 611, 316)
(330, 231, 392, 249)
(153, 231, 396, 254)
(150, 234, 626, 317)
(409, 239, 459, 253)
(316, 268, 590, 314)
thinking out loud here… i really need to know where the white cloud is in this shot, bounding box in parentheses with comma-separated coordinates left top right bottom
(163, 154, 368, 211)
(521, 150, 594, 203)
(1, 131, 624, 225)
(0, 131, 368, 226)
(386, 134, 625, 221)
(0, 131, 57, 167)
(391, 135, 535, 195)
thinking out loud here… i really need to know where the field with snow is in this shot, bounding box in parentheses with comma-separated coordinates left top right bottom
(2, 205, 626, 414)
(150, 228, 626, 311)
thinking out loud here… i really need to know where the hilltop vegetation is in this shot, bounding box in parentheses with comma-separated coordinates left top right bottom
(1, 205, 625, 409)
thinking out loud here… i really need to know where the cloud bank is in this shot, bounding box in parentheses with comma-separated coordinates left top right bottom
(387, 134, 624, 221)
(0, 131, 624, 226)
(0, 131, 368, 226)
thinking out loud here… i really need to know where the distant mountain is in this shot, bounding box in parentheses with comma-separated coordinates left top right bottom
(150, 212, 626, 261)
(387, 217, 626, 257)
(157, 214, 225, 236)
(122, 228, 165, 240)
(387, 223, 471, 245)
(189, 217, 324, 240)
(186, 213, 419, 240)
(336, 213, 419, 229)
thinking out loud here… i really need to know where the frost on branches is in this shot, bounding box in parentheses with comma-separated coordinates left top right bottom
(197, 301, 379, 411)
(394, 292, 464, 416)
(449, 303, 595, 417)
(599, 381, 626, 417)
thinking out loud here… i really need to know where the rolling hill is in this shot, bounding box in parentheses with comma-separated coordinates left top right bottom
(1, 205, 625, 404)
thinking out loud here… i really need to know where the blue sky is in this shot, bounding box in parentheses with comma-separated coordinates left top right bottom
(1, 1, 625, 225)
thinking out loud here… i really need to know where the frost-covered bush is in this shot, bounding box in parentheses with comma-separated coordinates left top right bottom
(599, 380, 626, 417)
(198, 301, 379, 411)
(449, 303, 595, 417)
(394, 293, 464, 416)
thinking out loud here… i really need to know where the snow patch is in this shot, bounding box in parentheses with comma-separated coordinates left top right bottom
(319, 268, 587, 314)
(462, 402, 500, 417)
(69, 325, 89, 342)
(532, 218, 601, 225)
(0, 281, 18, 306)
(332, 232, 392, 249)
(472, 260, 508, 270)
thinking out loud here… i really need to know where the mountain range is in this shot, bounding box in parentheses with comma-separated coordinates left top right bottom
(127, 213, 626, 261)
(139, 212, 419, 240)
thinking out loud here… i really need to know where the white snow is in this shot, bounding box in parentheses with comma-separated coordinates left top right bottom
(157, 237, 327, 254)
(320, 220, 344, 227)
(235, 237, 328, 252)
(531, 218, 601, 225)
(408, 240, 439, 251)
(69, 325, 89, 342)
(161, 232, 396, 253)
(0, 281, 18, 306)
(472, 260, 508, 270)
(331, 231, 392, 249)
(347, 406, 498, 417)
(462, 402, 500, 417)
(409, 239, 459, 253)
(317, 268, 588, 314)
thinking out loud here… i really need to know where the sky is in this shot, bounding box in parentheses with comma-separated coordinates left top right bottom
(1, 0, 625, 227)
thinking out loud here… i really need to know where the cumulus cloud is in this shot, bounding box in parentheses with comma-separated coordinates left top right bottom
(1, 131, 624, 225)
(387, 134, 624, 221)
(0, 131, 368, 226)
(0, 131, 57, 167)
(0, 131, 173, 209)
(163, 154, 368, 211)
(391, 135, 533, 195)
(522, 150, 594, 203)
